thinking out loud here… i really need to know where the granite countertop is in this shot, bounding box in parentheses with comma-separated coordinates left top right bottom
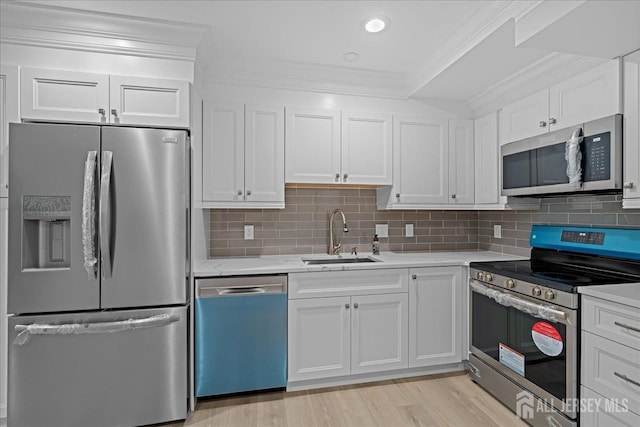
(193, 250, 525, 277)
(578, 283, 640, 310)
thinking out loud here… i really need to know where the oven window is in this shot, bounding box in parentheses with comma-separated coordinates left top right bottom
(472, 291, 567, 401)
(536, 142, 570, 186)
(503, 150, 535, 189)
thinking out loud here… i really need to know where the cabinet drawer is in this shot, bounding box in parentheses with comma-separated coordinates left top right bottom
(288, 269, 408, 299)
(582, 296, 640, 351)
(581, 385, 640, 425)
(582, 332, 640, 415)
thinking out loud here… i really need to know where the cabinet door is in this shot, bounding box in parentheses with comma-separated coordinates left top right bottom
(20, 67, 109, 124)
(109, 75, 189, 128)
(1, 199, 7, 418)
(474, 112, 500, 204)
(351, 293, 408, 374)
(285, 108, 340, 184)
(1, 65, 19, 198)
(341, 111, 392, 185)
(623, 51, 640, 203)
(549, 60, 621, 131)
(288, 297, 351, 382)
(393, 115, 449, 204)
(448, 119, 474, 204)
(244, 104, 285, 204)
(409, 267, 462, 367)
(500, 89, 549, 144)
(202, 102, 244, 202)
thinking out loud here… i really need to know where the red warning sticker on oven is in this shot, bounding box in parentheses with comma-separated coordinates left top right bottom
(531, 321, 563, 357)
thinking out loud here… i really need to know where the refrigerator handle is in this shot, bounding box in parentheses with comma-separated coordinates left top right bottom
(82, 151, 98, 280)
(13, 313, 180, 345)
(100, 151, 114, 278)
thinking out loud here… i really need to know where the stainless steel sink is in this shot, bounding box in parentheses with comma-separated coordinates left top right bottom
(302, 257, 380, 265)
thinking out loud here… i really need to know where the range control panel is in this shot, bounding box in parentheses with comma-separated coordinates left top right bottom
(561, 230, 605, 245)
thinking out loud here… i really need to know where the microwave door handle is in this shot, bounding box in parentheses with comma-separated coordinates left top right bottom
(81, 151, 98, 280)
(100, 151, 113, 278)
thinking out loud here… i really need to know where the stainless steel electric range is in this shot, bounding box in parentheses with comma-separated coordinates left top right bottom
(469, 225, 640, 427)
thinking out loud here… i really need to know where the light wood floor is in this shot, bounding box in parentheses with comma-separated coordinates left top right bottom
(165, 371, 528, 427)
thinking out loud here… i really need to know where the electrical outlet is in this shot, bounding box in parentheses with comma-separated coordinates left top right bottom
(494, 224, 502, 239)
(244, 225, 254, 240)
(405, 224, 414, 237)
(375, 224, 389, 238)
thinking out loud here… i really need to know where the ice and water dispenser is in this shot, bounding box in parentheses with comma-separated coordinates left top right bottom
(22, 195, 71, 269)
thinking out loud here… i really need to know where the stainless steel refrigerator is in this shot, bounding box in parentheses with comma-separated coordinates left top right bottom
(7, 123, 189, 427)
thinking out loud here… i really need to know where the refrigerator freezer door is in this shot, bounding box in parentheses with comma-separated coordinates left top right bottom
(8, 123, 101, 314)
(100, 127, 188, 308)
(8, 306, 187, 427)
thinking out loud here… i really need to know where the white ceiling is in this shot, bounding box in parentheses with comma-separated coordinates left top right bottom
(6, 0, 638, 109)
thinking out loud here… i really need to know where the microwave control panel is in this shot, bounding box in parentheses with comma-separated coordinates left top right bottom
(583, 132, 611, 182)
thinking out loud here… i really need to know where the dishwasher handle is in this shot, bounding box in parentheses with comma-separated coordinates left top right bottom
(198, 283, 286, 298)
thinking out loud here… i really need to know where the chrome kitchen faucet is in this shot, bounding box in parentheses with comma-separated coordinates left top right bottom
(329, 208, 348, 255)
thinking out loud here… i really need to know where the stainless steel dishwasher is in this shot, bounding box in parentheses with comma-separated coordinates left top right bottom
(195, 275, 287, 397)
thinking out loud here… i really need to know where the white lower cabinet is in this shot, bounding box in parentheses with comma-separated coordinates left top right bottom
(351, 293, 408, 374)
(287, 269, 409, 383)
(288, 297, 351, 381)
(409, 267, 462, 367)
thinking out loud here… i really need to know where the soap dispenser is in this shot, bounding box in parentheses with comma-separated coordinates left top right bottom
(372, 234, 380, 255)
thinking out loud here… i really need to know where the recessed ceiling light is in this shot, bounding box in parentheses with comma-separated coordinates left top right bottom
(365, 17, 387, 33)
(342, 51, 360, 62)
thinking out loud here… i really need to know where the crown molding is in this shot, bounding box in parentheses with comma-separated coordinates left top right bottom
(203, 55, 409, 99)
(467, 52, 608, 117)
(0, 1, 209, 61)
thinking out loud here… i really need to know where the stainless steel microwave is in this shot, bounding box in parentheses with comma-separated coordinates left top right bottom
(501, 114, 622, 197)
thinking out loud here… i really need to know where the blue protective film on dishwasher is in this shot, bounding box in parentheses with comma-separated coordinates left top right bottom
(195, 294, 287, 397)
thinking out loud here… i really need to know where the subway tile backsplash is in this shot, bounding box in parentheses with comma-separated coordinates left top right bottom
(478, 194, 640, 257)
(209, 188, 479, 257)
(209, 191, 638, 258)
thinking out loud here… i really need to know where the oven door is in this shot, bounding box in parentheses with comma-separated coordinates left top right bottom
(469, 279, 577, 419)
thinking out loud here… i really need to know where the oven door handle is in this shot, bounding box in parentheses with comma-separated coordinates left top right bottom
(470, 279, 567, 323)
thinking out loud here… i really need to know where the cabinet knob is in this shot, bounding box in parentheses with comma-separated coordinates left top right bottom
(624, 182, 635, 189)
(246, 190, 251, 196)
(395, 193, 400, 199)
(335, 173, 340, 180)
(98, 108, 106, 117)
(345, 303, 349, 309)
(539, 120, 547, 128)
(237, 190, 243, 195)
(111, 109, 118, 118)
(353, 303, 359, 309)
(412, 274, 417, 280)
(343, 173, 348, 181)
(451, 194, 456, 199)
(548, 117, 557, 125)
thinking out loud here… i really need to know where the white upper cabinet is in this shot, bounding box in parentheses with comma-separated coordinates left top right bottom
(109, 75, 189, 128)
(341, 111, 392, 185)
(285, 108, 340, 184)
(1, 65, 19, 198)
(448, 119, 474, 204)
(501, 60, 621, 144)
(20, 67, 189, 127)
(389, 115, 449, 205)
(474, 112, 500, 204)
(379, 116, 476, 208)
(285, 108, 391, 185)
(202, 101, 285, 208)
(501, 89, 549, 144)
(623, 50, 640, 208)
